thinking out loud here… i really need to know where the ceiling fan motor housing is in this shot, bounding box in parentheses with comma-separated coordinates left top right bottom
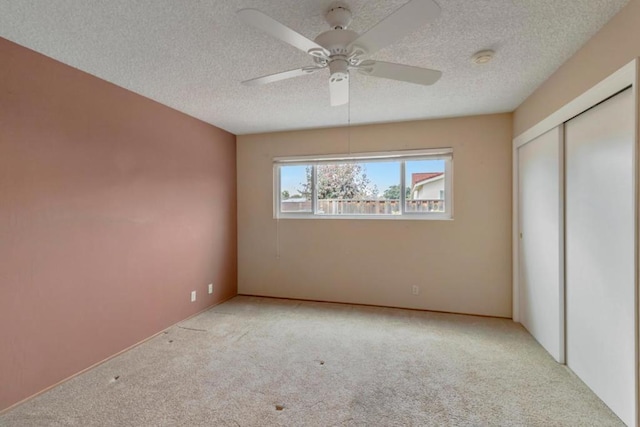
(314, 29, 359, 56)
(315, 29, 360, 79)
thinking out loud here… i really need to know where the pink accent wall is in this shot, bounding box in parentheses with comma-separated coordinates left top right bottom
(0, 37, 237, 410)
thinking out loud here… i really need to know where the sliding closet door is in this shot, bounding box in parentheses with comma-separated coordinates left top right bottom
(565, 88, 636, 427)
(518, 127, 564, 362)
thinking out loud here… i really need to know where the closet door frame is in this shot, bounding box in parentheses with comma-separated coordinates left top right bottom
(512, 59, 639, 425)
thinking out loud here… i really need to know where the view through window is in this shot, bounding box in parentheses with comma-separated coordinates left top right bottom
(277, 150, 452, 218)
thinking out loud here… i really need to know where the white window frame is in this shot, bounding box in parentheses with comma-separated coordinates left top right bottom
(273, 148, 453, 220)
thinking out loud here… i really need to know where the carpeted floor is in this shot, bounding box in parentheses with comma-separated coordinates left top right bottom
(0, 296, 624, 426)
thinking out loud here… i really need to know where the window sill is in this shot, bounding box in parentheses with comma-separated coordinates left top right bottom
(274, 213, 453, 221)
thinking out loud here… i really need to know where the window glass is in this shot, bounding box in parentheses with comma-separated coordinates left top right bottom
(405, 159, 446, 213)
(279, 165, 312, 213)
(316, 161, 400, 215)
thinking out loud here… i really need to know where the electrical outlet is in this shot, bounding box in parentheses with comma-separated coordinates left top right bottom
(412, 285, 420, 296)
(208, 283, 213, 294)
(191, 291, 197, 302)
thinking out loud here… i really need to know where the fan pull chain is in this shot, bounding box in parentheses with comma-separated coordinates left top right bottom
(348, 75, 352, 155)
(276, 215, 280, 259)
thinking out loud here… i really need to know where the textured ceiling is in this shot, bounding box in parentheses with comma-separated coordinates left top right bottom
(0, 0, 629, 135)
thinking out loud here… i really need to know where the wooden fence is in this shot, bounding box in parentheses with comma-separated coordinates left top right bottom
(281, 199, 445, 214)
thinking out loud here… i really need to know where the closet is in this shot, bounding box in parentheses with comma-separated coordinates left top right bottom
(514, 61, 638, 427)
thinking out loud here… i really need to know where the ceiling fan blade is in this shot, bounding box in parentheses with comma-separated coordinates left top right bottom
(237, 9, 330, 58)
(347, 0, 441, 56)
(242, 67, 323, 86)
(358, 60, 442, 86)
(330, 74, 349, 106)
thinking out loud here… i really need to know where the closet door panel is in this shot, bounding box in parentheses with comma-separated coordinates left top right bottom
(518, 127, 564, 362)
(565, 88, 635, 427)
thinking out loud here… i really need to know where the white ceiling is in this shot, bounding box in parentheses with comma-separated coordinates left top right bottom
(0, 0, 629, 135)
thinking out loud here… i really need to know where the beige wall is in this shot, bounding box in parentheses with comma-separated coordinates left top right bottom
(237, 114, 512, 318)
(514, 0, 640, 136)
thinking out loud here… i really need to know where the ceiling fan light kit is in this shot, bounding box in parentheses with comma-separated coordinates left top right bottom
(237, 0, 443, 106)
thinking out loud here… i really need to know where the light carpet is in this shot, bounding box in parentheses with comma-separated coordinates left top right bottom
(0, 296, 624, 426)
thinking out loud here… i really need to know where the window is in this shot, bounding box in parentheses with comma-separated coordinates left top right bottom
(275, 149, 453, 219)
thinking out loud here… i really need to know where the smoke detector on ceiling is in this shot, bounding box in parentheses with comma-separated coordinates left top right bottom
(472, 50, 495, 65)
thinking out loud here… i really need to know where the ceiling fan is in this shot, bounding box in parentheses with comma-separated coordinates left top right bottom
(237, 0, 442, 106)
